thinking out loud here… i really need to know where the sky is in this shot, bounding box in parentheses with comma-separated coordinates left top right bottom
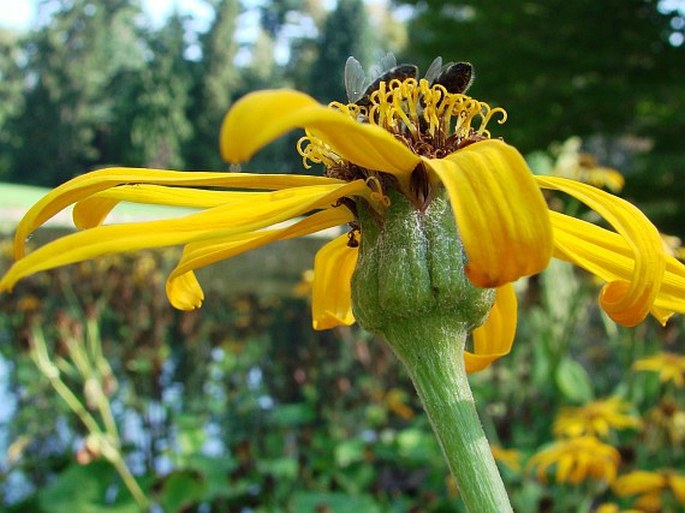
(0, 0, 215, 30)
(0, 0, 395, 32)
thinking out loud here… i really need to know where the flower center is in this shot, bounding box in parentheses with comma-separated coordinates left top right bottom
(297, 77, 507, 182)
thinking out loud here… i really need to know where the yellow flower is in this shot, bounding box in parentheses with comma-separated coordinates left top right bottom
(553, 396, 642, 439)
(594, 503, 645, 513)
(633, 352, 685, 388)
(644, 399, 685, 447)
(613, 469, 685, 512)
(549, 136, 625, 192)
(528, 436, 620, 485)
(293, 269, 314, 298)
(491, 445, 522, 473)
(1, 60, 684, 371)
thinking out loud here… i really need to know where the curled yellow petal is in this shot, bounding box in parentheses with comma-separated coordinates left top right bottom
(220, 89, 419, 175)
(425, 140, 552, 288)
(311, 233, 358, 330)
(466, 283, 518, 373)
(166, 208, 353, 310)
(551, 211, 685, 325)
(14, 167, 341, 259)
(537, 175, 666, 326)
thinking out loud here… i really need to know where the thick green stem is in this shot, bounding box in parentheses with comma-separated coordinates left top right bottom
(384, 317, 513, 513)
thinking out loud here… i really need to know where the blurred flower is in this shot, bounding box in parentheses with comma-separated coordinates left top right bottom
(644, 399, 685, 447)
(293, 269, 314, 298)
(384, 387, 415, 420)
(661, 233, 685, 261)
(548, 137, 625, 192)
(612, 469, 685, 512)
(2, 58, 684, 373)
(17, 293, 40, 313)
(553, 396, 642, 439)
(528, 436, 620, 485)
(633, 352, 685, 388)
(594, 503, 644, 513)
(491, 445, 522, 473)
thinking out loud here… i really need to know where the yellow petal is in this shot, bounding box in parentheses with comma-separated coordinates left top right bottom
(13, 167, 342, 258)
(1, 181, 366, 292)
(537, 175, 666, 326)
(549, 209, 680, 326)
(168, 271, 205, 311)
(465, 284, 517, 373)
(311, 233, 358, 330)
(425, 140, 552, 287)
(73, 185, 270, 229)
(166, 208, 353, 310)
(613, 471, 665, 496)
(220, 89, 420, 174)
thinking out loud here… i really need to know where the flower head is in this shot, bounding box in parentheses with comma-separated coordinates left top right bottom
(612, 469, 685, 512)
(553, 396, 642, 439)
(633, 352, 685, 388)
(1, 57, 684, 372)
(528, 436, 620, 485)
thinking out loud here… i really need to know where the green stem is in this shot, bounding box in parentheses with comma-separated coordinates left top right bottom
(384, 316, 513, 513)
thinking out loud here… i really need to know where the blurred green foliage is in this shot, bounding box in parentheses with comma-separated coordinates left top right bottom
(0, 228, 683, 512)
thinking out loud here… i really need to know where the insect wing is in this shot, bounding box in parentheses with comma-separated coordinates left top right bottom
(424, 56, 443, 84)
(345, 56, 367, 103)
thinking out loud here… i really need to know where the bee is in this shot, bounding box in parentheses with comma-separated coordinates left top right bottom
(345, 54, 418, 107)
(424, 56, 474, 94)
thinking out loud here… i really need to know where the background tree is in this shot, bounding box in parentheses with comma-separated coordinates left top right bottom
(185, 0, 240, 169)
(308, 0, 373, 103)
(106, 13, 194, 170)
(6, 0, 145, 186)
(395, 0, 685, 234)
(0, 29, 24, 181)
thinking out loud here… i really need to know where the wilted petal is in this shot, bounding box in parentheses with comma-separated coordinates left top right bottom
(14, 167, 341, 258)
(466, 284, 517, 373)
(166, 208, 353, 310)
(220, 89, 419, 175)
(425, 140, 552, 287)
(311, 234, 358, 330)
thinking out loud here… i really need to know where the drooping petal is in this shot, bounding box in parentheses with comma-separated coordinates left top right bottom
(73, 185, 271, 229)
(220, 89, 420, 175)
(424, 140, 552, 287)
(550, 211, 685, 325)
(14, 167, 342, 258)
(465, 283, 518, 373)
(537, 176, 667, 326)
(1, 181, 368, 293)
(311, 233, 358, 330)
(166, 208, 353, 310)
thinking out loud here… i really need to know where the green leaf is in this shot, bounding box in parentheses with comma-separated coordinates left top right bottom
(268, 403, 315, 427)
(555, 357, 594, 403)
(38, 462, 140, 513)
(158, 470, 205, 513)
